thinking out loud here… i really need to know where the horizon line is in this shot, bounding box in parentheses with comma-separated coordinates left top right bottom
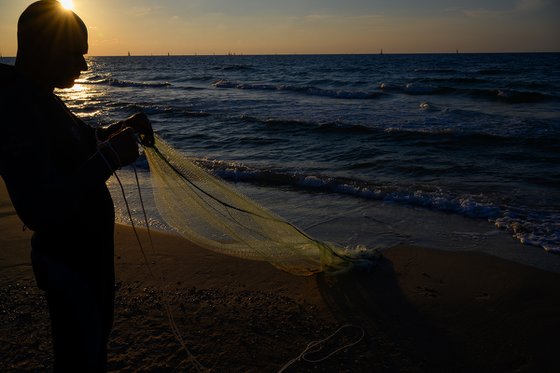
(1, 51, 559, 59)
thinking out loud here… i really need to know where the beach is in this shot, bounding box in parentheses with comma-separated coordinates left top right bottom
(2, 179, 559, 372)
(1, 0, 558, 370)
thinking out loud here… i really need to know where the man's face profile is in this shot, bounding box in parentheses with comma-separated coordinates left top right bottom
(48, 33, 89, 89)
(17, 0, 89, 90)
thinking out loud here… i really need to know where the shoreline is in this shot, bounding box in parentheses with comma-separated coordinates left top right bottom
(2, 180, 560, 372)
(108, 169, 560, 276)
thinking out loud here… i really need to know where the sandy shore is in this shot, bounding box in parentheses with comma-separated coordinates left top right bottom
(1, 179, 559, 372)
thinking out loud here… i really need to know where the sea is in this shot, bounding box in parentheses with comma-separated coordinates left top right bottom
(5, 53, 559, 271)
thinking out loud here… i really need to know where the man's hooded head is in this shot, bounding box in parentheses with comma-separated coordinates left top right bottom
(16, 0, 88, 89)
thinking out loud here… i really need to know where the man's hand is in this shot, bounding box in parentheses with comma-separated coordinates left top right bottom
(100, 127, 139, 169)
(122, 113, 154, 147)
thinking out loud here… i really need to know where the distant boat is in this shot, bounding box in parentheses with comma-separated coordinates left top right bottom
(128, 51, 131, 57)
(380, 49, 383, 55)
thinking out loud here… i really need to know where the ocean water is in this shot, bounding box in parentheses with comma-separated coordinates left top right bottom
(5, 53, 559, 268)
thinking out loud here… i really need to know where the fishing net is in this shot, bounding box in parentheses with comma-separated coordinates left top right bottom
(143, 134, 373, 276)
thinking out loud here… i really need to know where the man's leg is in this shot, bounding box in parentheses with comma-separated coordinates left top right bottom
(31, 249, 112, 372)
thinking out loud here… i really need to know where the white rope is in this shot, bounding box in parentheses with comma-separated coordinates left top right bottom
(277, 324, 365, 373)
(114, 167, 206, 372)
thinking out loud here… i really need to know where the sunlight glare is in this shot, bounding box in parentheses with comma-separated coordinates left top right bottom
(69, 83, 85, 92)
(60, 0, 74, 10)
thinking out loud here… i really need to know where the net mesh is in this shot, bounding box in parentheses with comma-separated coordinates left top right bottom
(143, 135, 368, 276)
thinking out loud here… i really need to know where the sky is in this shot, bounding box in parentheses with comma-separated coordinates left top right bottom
(1, 0, 559, 56)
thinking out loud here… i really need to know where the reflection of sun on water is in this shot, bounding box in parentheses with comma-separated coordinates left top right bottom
(69, 83, 86, 92)
(56, 82, 104, 120)
(56, 83, 90, 105)
(59, 83, 87, 97)
(60, 0, 74, 11)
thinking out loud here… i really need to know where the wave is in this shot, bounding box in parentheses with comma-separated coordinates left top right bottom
(237, 114, 559, 148)
(468, 88, 555, 103)
(477, 68, 507, 75)
(475, 67, 534, 75)
(382, 127, 560, 150)
(378, 82, 556, 103)
(196, 159, 497, 216)
(107, 79, 171, 88)
(177, 75, 215, 82)
(413, 68, 459, 73)
(190, 158, 559, 253)
(213, 79, 381, 99)
(177, 86, 206, 91)
(494, 212, 560, 254)
(379, 83, 455, 95)
(215, 64, 253, 71)
(194, 160, 497, 219)
(238, 115, 376, 134)
(132, 142, 559, 253)
(113, 103, 211, 118)
(80, 77, 172, 88)
(415, 77, 490, 84)
(476, 67, 536, 75)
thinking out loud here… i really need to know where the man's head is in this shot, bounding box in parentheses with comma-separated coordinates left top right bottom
(16, 0, 88, 90)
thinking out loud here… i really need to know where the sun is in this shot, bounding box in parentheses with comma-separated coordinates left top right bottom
(59, 0, 75, 10)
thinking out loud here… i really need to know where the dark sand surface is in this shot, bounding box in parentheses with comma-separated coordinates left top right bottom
(1, 180, 559, 372)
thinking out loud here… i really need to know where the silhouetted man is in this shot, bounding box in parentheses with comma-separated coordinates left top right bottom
(0, 1, 153, 371)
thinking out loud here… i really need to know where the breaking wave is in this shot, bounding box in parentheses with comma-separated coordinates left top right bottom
(213, 79, 381, 99)
(192, 158, 559, 254)
(379, 82, 556, 102)
(80, 77, 172, 88)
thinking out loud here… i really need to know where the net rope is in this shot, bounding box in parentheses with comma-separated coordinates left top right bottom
(143, 134, 374, 276)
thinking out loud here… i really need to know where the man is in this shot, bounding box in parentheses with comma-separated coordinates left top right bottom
(0, 1, 153, 371)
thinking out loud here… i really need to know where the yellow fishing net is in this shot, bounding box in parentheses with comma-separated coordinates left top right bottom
(143, 135, 373, 276)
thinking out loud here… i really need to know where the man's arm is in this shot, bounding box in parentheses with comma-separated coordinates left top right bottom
(0, 105, 138, 232)
(95, 113, 153, 146)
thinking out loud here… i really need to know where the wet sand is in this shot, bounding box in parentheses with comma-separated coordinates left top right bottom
(1, 180, 559, 372)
